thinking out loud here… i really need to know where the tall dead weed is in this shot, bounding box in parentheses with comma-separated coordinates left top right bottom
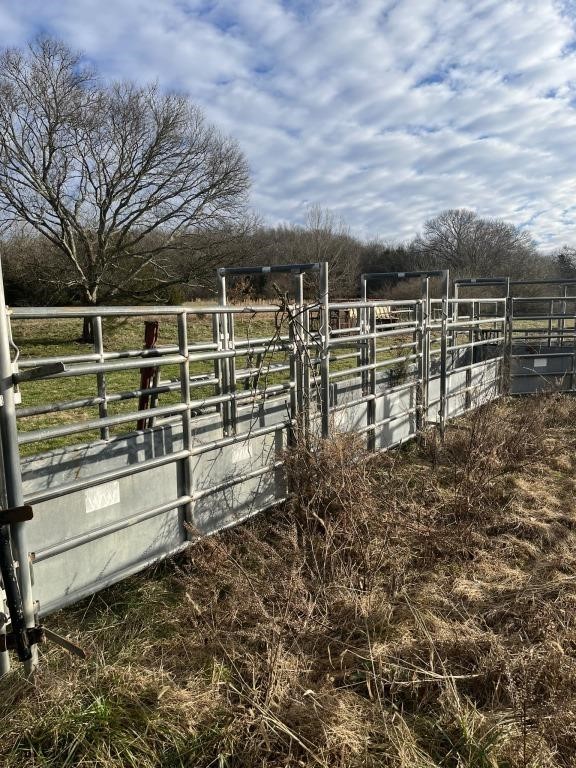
(1, 395, 576, 767)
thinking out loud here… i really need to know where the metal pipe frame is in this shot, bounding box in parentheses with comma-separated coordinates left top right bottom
(360, 269, 449, 433)
(0, 258, 37, 673)
(3, 265, 576, 677)
(217, 261, 329, 438)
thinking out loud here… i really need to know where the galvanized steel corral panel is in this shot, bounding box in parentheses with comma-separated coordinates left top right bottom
(374, 385, 417, 449)
(510, 345, 575, 394)
(21, 403, 291, 616)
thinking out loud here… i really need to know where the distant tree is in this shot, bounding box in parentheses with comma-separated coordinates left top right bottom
(358, 239, 424, 297)
(300, 205, 360, 297)
(0, 37, 250, 338)
(555, 247, 576, 279)
(415, 208, 546, 279)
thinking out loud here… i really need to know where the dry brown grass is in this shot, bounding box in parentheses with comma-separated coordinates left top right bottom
(0, 394, 576, 767)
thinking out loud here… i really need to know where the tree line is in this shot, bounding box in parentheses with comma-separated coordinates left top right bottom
(0, 38, 574, 328)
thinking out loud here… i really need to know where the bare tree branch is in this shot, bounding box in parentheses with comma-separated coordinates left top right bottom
(0, 36, 250, 322)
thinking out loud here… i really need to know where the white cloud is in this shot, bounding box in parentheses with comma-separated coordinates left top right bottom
(1, 0, 576, 248)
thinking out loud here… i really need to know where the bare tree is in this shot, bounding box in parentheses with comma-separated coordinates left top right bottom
(0, 38, 250, 338)
(301, 204, 359, 297)
(416, 208, 547, 279)
(555, 247, 576, 279)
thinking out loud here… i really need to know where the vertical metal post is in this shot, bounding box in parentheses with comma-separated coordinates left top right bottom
(360, 275, 368, 395)
(367, 305, 376, 451)
(571, 288, 576, 391)
(504, 280, 513, 395)
(177, 312, 194, 537)
(560, 285, 567, 347)
(465, 300, 475, 411)
(451, 281, 460, 373)
(212, 313, 223, 417)
(288, 302, 298, 442)
(415, 299, 424, 431)
(420, 276, 430, 427)
(0, 440, 9, 675)
(218, 274, 233, 436)
(0, 255, 36, 673)
(302, 306, 311, 438)
(294, 273, 305, 427)
(319, 262, 330, 438)
(439, 270, 449, 436)
(228, 312, 237, 428)
(547, 297, 553, 348)
(92, 316, 109, 440)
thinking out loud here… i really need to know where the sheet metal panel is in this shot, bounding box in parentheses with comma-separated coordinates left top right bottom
(374, 385, 417, 449)
(21, 401, 291, 616)
(510, 345, 575, 394)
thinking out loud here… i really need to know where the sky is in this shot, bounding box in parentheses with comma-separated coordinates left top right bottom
(1, 0, 576, 249)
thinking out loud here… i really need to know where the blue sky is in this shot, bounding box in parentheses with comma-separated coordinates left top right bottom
(2, 0, 576, 248)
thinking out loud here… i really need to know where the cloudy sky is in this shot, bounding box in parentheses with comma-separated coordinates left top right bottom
(1, 0, 576, 248)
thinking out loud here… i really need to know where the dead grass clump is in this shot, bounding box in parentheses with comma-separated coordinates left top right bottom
(283, 430, 386, 591)
(1, 395, 576, 766)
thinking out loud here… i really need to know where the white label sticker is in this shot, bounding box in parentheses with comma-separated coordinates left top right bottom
(533, 358, 547, 368)
(398, 272, 405, 278)
(85, 481, 120, 514)
(262, 266, 271, 273)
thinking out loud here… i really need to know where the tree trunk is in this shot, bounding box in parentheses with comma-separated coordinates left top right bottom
(79, 315, 94, 344)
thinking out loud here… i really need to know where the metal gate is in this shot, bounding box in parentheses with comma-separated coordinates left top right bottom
(508, 279, 576, 394)
(0, 264, 574, 672)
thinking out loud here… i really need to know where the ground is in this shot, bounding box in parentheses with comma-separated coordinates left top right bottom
(1, 394, 576, 767)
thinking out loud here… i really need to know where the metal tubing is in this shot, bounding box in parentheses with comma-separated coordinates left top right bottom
(189, 421, 286, 456)
(328, 354, 420, 381)
(11, 304, 285, 319)
(218, 263, 320, 276)
(177, 313, 195, 538)
(228, 311, 238, 428)
(9, 264, 576, 666)
(330, 299, 419, 309)
(367, 306, 376, 451)
(302, 307, 311, 437)
(330, 378, 418, 413)
(362, 270, 446, 283)
(288, 306, 298, 440)
(319, 262, 330, 438)
(34, 496, 192, 562)
(439, 270, 449, 436)
(30, 354, 186, 380)
(0, 255, 36, 672)
(421, 276, 430, 428)
(16, 377, 217, 418)
(24, 449, 191, 506)
(18, 402, 189, 445)
(92, 317, 109, 440)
